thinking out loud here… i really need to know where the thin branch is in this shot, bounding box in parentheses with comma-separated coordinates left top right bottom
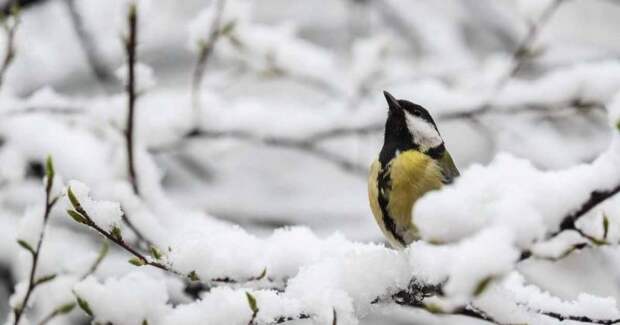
(191, 0, 225, 118)
(494, 0, 566, 90)
(37, 302, 76, 325)
(13, 159, 59, 325)
(464, 0, 567, 118)
(0, 5, 19, 91)
(63, 0, 118, 92)
(124, 3, 139, 195)
(557, 184, 620, 233)
(184, 128, 368, 176)
(66, 189, 282, 289)
(120, 212, 154, 249)
(80, 241, 109, 280)
(536, 310, 620, 324)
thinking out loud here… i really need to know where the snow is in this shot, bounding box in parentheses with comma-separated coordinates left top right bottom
(16, 206, 43, 249)
(74, 272, 169, 325)
(65, 180, 123, 232)
(2, 1, 620, 325)
(503, 272, 620, 320)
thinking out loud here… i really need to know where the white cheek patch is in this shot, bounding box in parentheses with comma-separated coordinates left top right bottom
(404, 113, 443, 151)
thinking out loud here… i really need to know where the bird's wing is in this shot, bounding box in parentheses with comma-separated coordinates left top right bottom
(437, 151, 460, 184)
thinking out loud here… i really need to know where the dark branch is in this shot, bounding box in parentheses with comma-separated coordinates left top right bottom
(124, 3, 139, 195)
(537, 310, 620, 324)
(557, 184, 620, 233)
(13, 163, 59, 325)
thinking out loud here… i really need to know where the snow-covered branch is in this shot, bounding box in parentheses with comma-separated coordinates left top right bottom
(0, 3, 19, 91)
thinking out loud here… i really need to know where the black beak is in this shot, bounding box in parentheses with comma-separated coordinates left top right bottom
(383, 90, 401, 112)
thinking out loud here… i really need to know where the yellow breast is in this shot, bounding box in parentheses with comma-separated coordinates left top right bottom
(368, 150, 443, 248)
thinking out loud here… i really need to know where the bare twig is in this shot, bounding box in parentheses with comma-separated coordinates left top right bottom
(0, 4, 19, 90)
(462, 0, 567, 118)
(37, 302, 76, 325)
(63, 0, 118, 92)
(120, 212, 154, 249)
(191, 0, 225, 118)
(13, 157, 59, 325)
(493, 0, 566, 96)
(80, 241, 109, 280)
(124, 3, 140, 195)
(184, 128, 369, 176)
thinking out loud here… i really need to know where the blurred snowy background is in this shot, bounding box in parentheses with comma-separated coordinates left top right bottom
(1, 0, 620, 324)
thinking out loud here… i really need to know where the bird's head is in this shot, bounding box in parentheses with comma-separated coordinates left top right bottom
(382, 91, 443, 154)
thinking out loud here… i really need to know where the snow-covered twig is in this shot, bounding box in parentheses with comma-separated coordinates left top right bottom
(490, 0, 566, 99)
(462, 0, 567, 120)
(65, 188, 283, 291)
(535, 310, 620, 324)
(37, 302, 76, 325)
(63, 0, 118, 92)
(557, 185, 620, 234)
(270, 313, 312, 324)
(184, 128, 369, 176)
(12, 157, 60, 325)
(0, 4, 19, 91)
(191, 0, 225, 116)
(440, 98, 605, 121)
(124, 3, 140, 195)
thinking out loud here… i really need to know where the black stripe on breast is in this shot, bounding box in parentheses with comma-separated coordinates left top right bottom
(377, 164, 407, 247)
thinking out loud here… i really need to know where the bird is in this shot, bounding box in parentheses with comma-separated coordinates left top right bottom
(368, 91, 459, 249)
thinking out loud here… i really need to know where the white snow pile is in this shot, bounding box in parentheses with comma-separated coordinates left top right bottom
(66, 180, 123, 233)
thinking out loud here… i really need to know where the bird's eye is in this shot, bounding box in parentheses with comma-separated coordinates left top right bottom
(412, 110, 422, 117)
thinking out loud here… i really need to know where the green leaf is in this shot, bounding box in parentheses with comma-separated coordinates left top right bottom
(56, 302, 76, 315)
(76, 296, 93, 316)
(473, 276, 493, 297)
(111, 226, 122, 241)
(34, 274, 57, 286)
(616, 120, 620, 132)
(142, 320, 148, 325)
(67, 187, 81, 210)
(45, 155, 54, 180)
(149, 246, 162, 260)
(67, 210, 89, 225)
(245, 291, 258, 313)
(603, 214, 610, 240)
(188, 270, 200, 281)
(17, 239, 35, 255)
(255, 268, 267, 281)
(128, 257, 145, 266)
(424, 303, 443, 314)
(219, 20, 237, 36)
(45, 155, 55, 192)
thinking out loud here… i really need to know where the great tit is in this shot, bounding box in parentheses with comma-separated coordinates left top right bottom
(368, 91, 459, 249)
